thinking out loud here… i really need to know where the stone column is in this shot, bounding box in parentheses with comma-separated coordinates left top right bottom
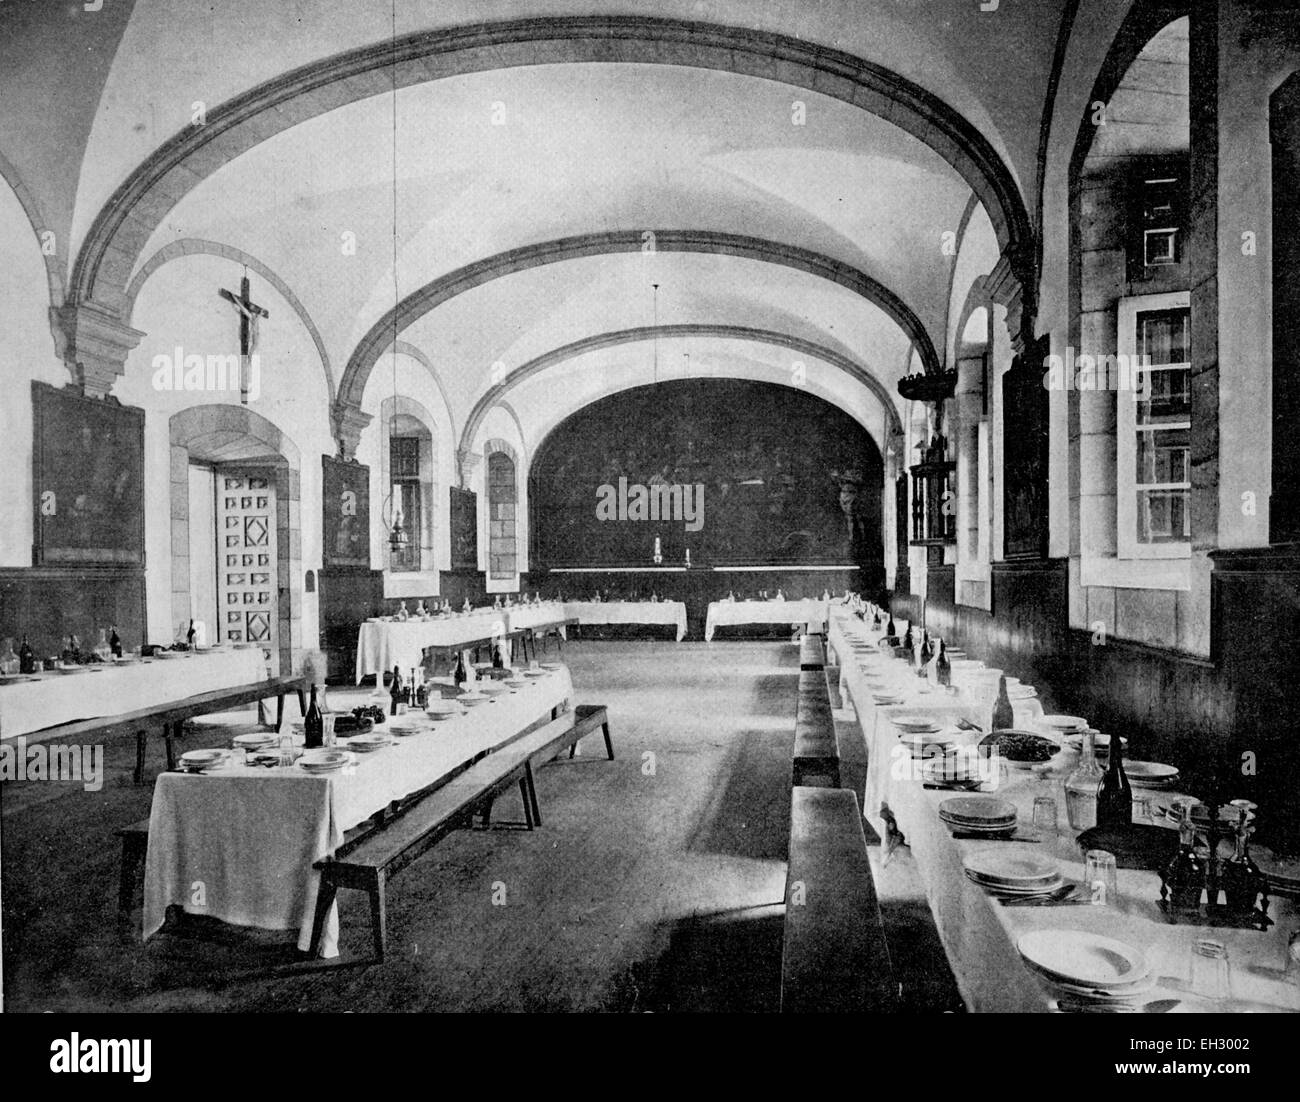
(331, 402, 373, 461)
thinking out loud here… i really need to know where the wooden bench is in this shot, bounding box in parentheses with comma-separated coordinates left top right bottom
(39, 675, 306, 783)
(799, 633, 826, 671)
(524, 616, 578, 659)
(792, 667, 839, 787)
(309, 704, 614, 962)
(781, 787, 895, 1013)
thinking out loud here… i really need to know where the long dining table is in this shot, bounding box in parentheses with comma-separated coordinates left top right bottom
(704, 598, 830, 641)
(826, 611, 1300, 1014)
(144, 665, 574, 958)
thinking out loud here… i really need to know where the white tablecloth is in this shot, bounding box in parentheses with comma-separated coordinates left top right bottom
(564, 601, 688, 641)
(354, 611, 508, 681)
(145, 666, 574, 957)
(0, 648, 268, 739)
(829, 612, 1299, 1013)
(507, 602, 570, 633)
(703, 599, 829, 641)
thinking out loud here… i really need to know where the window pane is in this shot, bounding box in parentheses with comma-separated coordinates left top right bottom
(1138, 308, 1188, 365)
(1135, 366, 1191, 425)
(1135, 427, 1189, 484)
(390, 436, 420, 479)
(1136, 489, 1189, 544)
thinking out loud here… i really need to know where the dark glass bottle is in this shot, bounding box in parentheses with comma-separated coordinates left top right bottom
(902, 623, 914, 652)
(304, 684, 323, 749)
(492, 642, 505, 671)
(1163, 798, 1206, 914)
(389, 664, 404, 716)
(1221, 801, 1262, 915)
(18, 635, 34, 674)
(186, 619, 196, 648)
(872, 607, 882, 630)
(991, 675, 1016, 731)
(453, 650, 468, 689)
(1095, 725, 1133, 830)
(935, 639, 951, 688)
(109, 626, 122, 658)
(408, 668, 418, 707)
(918, 630, 934, 676)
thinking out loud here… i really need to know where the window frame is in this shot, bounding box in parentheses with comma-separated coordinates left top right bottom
(387, 433, 426, 575)
(1116, 291, 1191, 562)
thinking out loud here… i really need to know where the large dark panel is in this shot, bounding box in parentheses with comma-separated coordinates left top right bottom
(321, 456, 370, 568)
(530, 379, 882, 574)
(0, 565, 146, 660)
(317, 566, 384, 683)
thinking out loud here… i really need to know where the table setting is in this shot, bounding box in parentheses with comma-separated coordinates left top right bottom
(144, 663, 574, 957)
(826, 609, 1300, 1013)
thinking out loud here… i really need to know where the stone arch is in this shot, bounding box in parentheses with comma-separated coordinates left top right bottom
(0, 149, 65, 315)
(126, 238, 336, 407)
(389, 339, 458, 446)
(168, 404, 302, 675)
(66, 16, 1034, 378)
(458, 323, 904, 466)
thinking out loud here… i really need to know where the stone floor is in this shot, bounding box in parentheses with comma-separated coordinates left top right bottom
(0, 641, 962, 1012)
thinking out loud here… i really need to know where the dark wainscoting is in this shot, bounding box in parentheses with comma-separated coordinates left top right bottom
(893, 551, 1300, 846)
(0, 565, 146, 659)
(317, 567, 384, 684)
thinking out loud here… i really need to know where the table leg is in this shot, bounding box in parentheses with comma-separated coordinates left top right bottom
(525, 762, 541, 826)
(274, 693, 285, 732)
(134, 730, 146, 784)
(297, 687, 306, 716)
(163, 722, 178, 772)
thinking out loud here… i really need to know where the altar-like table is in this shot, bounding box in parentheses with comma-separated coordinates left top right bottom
(564, 600, 688, 641)
(0, 647, 268, 740)
(145, 666, 574, 957)
(828, 611, 1300, 1014)
(703, 598, 830, 641)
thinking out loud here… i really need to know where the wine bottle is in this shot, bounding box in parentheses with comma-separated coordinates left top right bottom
(918, 630, 934, 676)
(389, 664, 404, 716)
(1221, 801, 1262, 915)
(885, 613, 897, 646)
(453, 650, 468, 689)
(1162, 798, 1205, 913)
(902, 623, 914, 652)
(935, 639, 951, 688)
(186, 619, 196, 648)
(408, 668, 418, 707)
(990, 675, 1015, 731)
(304, 684, 323, 749)
(492, 642, 505, 670)
(109, 626, 122, 659)
(1095, 726, 1133, 829)
(19, 634, 34, 674)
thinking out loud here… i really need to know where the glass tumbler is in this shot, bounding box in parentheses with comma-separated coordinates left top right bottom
(1032, 796, 1058, 833)
(1189, 939, 1232, 1001)
(1084, 849, 1119, 906)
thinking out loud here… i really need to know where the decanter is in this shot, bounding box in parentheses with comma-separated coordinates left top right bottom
(1064, 728, 1104, 831)
(396, 601, 409, 622)
(1161, 796, 1206, 916)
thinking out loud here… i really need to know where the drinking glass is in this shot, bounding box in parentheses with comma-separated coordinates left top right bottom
(322, 713, 336, 748)
(1084, 849, 1119, 906)
(1032, 796, 1058, 833)
(1189, 939, 1232, 1001)
(278, 733, 295, 768)
(1132, 795, 1154, 824)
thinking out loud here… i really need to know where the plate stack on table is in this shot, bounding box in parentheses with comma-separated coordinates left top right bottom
(1017, 930, 1157, 1013)
(1124, 760, 1180, 790)
(965, 851, 1069, 901)
(938, 796, 1019, 838)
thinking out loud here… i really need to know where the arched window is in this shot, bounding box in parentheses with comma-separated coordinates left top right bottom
(487, 449, 518, 579)
(381, 399, 436, 575)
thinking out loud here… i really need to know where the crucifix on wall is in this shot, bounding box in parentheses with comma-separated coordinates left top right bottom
(219, 273, 269, 404)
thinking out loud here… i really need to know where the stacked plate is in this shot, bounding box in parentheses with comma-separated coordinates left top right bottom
(346, 732, 393, 753)
(504, 676, 528, 689)
(920, 754, 984, 787)
(1017, 930, 1155, 1012)
(965, 851, 1065, 899)
(1039, 715, 1089, 734)
(540, 662, 563, 671)
(298, 749, 353, 773)
(178, 748, 227, 772)
(871, 691, 905, 706)
(1125, 760, 1180, 789)
(459, 690, 489, 707)
(524, 668, 547, 678)
(901, 730, 957, 759)
(478, 682, 508, 697)
(939, 795, 1018, 837)
(232, 731, 278, 753)
(425, 699, 461, 721)
(893, 714, 940, 734)
(1005, 677, 1038, 701)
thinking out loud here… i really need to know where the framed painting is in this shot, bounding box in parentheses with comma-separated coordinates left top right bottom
(32, 382, 145, 565)
(322, 455, 370, 568)
(450, 486, 478, 569)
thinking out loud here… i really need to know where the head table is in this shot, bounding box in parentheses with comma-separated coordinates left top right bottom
(563, 600, 688, 641)
(144, 666, 573, 958)
(826, 611, 1299, 1013)
(0, 647, 268, 740)
(704, 598, 830, 641)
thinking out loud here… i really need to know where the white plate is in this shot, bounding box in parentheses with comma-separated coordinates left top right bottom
(479, 682, 508, 695)
(1125, 760, 1179, 782)
(965, 851, 1060, 887)
(179, 749, 227, 769)
(523, 669, 547, 678)
(938, 795, 1018, 824)
(347, 734, 392, 752)
(540, 662, 563, 671)
(232, 732, 278, 748)
(893, 715, 940, 732)
(1017, 930, 1148, 989)
(299, 749, 354, 772)
(1040, 715, 1089, 732)
(459, 693, 488, 706)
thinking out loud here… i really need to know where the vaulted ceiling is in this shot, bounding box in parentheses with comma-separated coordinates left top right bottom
(1, 0, 1134, 454)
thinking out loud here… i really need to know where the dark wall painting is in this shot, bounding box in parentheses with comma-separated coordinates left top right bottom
(449, 487, 478, 569)
(31, 382, 145, 565)
(321, 456, 370, 568)
(529, 379, 884, 574)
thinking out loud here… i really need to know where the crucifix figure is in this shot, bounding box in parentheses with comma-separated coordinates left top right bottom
(218, 273, 269, 404)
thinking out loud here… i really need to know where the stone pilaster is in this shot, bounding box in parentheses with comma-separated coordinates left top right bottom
(331, 402, 373, 461)
(50, 301, 145, 398)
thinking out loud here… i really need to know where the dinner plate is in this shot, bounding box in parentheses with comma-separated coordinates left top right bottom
(893, 715, 940, 732)
(1125, 760, 1179, 784)
(478, 682, 508, 696)
(347, 733, 392, 752)
(540, 662, 563, 671)
(965, 851, 1060, 886)
(938, 795, 1018, 824)
(966, 871, 1067, 896)
(232, 732, 278, 749)
(505, 677, 527, 688)
(1017, 930, 1148, 988)
(459, 692, 488, 706)
(179, 749, 227, 770)
(523, 669, 547, 678)
(299, 749, 353, 772)
(1040, 714, 1089, 732)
